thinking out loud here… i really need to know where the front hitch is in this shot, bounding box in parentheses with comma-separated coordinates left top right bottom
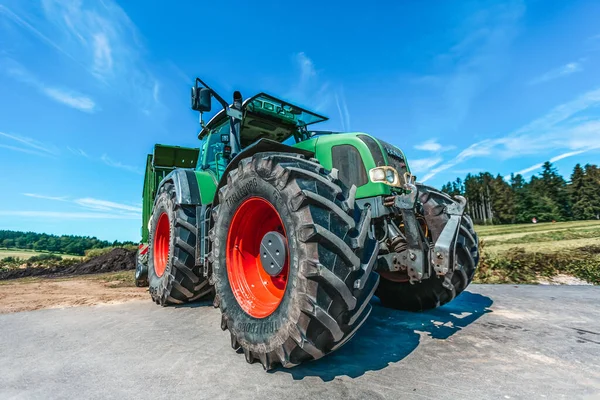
(388, 183, 429, 283)
(430, 196, 466, 275)
(382, 184, 467, 283)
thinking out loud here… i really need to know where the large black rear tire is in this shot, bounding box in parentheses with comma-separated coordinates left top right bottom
(147, 182, 212, 306)
(210, 153, 379, 370)
(375, 184, 479, 311)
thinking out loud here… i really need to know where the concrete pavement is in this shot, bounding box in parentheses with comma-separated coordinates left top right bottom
(1, 284, 600, 399)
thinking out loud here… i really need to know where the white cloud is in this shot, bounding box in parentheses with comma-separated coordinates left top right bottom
(415, 140, 442, 152)
(23, 193, 68, 201)
(335, 87, 351, 131)
(1, 1, 160, 114)
(0, 211, 139, 220)
(409, 157, 444, 174)
(550, 149, 587, 163)
(295, 52, 316, 88)
(92, 33, 113, 78)
(511, 162, 544, 178)
(42, 87, 96, 112)
(74, 198, 141, 213)
(414, 139, 457, 153)
(504, 150, 590, 180)
(20, 193, 141, 219)
(1, 59, 96, 112)
(529, 61, 583, 85)
(100, 154, 143, 175)
(0, 131, 58, 157)
(411, 2, 525, 135)
(421, 86, 600, 183)
(287, 52, 335, 113)
(67, 146, 89, 157)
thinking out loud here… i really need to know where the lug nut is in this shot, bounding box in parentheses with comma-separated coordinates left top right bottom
(409, 253, 416, 261)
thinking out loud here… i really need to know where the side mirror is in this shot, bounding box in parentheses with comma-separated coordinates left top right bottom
(191, 87, 212, 112)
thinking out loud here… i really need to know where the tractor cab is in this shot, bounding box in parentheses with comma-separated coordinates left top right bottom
(196, 92, 327, 177)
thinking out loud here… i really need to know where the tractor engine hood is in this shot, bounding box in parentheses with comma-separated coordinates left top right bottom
(359, 135, 410, 177)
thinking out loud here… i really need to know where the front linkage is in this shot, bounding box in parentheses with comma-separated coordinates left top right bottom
(377, 181, 467, 283)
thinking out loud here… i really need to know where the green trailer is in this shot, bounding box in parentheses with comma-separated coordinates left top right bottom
(135, 78, 479, 370)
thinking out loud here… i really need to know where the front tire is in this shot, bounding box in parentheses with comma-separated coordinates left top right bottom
(210, 153, 379, 370)
(375, 184, 479, 311)
(147, 182, 212, 305)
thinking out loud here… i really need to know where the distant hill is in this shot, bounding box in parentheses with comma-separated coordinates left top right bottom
(0, 230, 135, 256)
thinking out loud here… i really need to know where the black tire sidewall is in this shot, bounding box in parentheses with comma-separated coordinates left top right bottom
(213, 172, 306, 352)
(148, 188, 176, 302)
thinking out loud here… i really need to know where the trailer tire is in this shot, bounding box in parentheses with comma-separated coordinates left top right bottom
(134, 249, 149, 287)
(147, 182, 212, 305)
(210, 153, 379, 370)
(375, 184, 479, 311)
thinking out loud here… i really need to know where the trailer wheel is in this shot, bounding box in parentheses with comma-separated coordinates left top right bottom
(134, 248, 149, 287)
(147, 182, 212, 305)
(375, 184, 479, 311)
(210, 153, 379, 370)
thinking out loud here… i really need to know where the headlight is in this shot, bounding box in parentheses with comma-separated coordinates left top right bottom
(369, 166, 401, 187)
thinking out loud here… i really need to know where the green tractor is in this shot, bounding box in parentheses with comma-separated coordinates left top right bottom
(135, 78, 479, 370)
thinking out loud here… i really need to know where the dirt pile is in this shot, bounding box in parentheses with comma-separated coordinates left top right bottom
(0, 248, 136, 280)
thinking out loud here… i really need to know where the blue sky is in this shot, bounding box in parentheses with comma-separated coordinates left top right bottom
(1, 0, 600, 241)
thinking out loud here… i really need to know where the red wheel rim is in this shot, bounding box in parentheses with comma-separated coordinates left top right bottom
(153, 212, 170, 277)
(226, 197, 289, 318)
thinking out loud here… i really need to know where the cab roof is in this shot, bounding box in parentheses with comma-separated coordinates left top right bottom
(198, 93, 328, 141)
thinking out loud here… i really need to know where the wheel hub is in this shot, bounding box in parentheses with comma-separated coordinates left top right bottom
(260, 231, 287, 276)
(226, 197, 290, 318)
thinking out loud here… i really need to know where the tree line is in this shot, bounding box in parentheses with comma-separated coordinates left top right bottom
(440, 162, 600, 224)
(0, 230, 135, 256)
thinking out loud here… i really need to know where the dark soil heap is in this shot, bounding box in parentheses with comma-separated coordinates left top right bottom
(0, 248, 136, 280)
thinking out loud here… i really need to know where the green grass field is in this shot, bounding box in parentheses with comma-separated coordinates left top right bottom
(477, 220, 600, 254)
(474, 220, 600, 284)
(0, 248, 83, 260)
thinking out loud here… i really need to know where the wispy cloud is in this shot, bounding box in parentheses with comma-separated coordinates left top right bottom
(528, 61, 583, 85)
(1, 59, 96, 112)
(411, 2, 525, 136)
(42, 87, 96, 112)
(92, 33, 113, 79)
(287, 52, 331, 111)
(409, 157, 444, 174)
(415, 140, 442, 152)
(335, 87, 351, 131)
(506, 150, 589, 180)
(287, 52, 350, 129)
(0, 211, 139, 220)
(0, 131, 58, 157)
(67, 147, 89, 158)
(0, 1, 160, 114)
(414, 139, 456, 152)
(23, 193, 68, 201)
(74, 198, 141, 213)
(100, 154, 143, 175)
(422, 87, 600, 182)
(19, 193, 141, 220)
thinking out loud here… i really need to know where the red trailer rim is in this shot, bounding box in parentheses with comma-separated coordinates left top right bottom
(226, 197, 289, 318)
(153, 212, 170, 277)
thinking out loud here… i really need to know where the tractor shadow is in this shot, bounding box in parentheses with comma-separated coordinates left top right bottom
(276, 291, 493, 382)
